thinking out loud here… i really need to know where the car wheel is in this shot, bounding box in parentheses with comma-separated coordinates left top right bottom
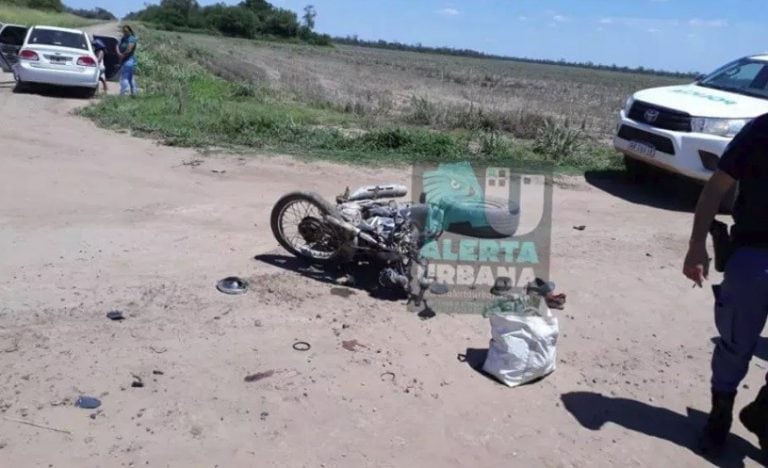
(81, 86, 97, 99)
(12, 79, 28, 94)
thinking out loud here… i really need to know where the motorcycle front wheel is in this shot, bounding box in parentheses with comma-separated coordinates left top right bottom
(270, 191, 344, 263)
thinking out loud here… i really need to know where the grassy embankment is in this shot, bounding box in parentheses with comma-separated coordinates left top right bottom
(80, 28, 622, 171)
(0, 4, 99, 28)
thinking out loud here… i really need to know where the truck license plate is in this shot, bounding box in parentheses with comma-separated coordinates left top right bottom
(629, 141, 656, 158)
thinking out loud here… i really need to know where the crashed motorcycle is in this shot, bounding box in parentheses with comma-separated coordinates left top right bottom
(269, 184, 443, 304)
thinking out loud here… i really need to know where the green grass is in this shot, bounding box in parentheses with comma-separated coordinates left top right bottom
(0, 4, 100, 28)
(80, 29, 621, 172)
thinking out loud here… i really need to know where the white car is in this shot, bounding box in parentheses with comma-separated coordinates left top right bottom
(614, 54, 768, 188)
(12, 25, 100, 96)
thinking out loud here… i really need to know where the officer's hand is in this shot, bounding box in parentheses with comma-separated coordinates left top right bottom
(683, 242, 710, 287)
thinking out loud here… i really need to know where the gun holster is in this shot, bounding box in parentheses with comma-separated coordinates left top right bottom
(709, 219, 733, 273)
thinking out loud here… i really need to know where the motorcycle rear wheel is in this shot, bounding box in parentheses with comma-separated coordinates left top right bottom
(270, 192, 343, 263)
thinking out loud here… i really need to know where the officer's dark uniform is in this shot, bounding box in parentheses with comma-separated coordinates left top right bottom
(712, 113, 768, 393)
(702, 112, 768, 456)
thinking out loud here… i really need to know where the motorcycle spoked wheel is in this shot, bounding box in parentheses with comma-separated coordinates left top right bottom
(270, 192, 344, 264)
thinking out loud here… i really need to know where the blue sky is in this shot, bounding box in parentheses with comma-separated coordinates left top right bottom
(63, 0, 766, 73)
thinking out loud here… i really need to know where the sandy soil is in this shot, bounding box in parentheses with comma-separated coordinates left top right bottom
(1, 27, 766, 468)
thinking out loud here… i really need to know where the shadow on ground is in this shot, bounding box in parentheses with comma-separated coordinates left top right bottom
(561, 391, 763, 467)
(584, 167, 702, 213)
(13, 82, 93, 99)
(254, 253, 408, 302)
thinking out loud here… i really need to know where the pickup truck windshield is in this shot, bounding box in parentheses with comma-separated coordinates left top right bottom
(698, 58, 768, 100)
(28, 29, 88, 50)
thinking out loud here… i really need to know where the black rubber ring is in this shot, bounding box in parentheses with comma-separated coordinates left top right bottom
(293, 341, 311, 351)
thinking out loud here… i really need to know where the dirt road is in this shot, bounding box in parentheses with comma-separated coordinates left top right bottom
(0, 35, 765, 467)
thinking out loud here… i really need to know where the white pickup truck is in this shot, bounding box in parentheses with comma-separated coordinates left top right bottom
(614, 54, 768, 196)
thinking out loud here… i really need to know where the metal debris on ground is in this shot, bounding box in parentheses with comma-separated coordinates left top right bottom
(292, 341, 311, 351)
(3, 417, 71, 435)
(573, 225, 587, 231)
(131, 375, 144, 388)
(342, 340, 367, 352)
(106, 310, 125, 321)
(216, 277, 248, 295)
(244, 370, 275, 383)
(74, 396, 101, 409)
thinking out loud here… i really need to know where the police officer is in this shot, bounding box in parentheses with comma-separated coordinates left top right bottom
(683, 112, 768, 457)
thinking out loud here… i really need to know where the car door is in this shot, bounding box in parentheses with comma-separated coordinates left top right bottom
(93, 35, 121, 81)
(0, 25, 29, 71)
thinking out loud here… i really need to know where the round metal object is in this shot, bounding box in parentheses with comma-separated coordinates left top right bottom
(298, 217, 325, 244)
(292, 341, 311, 352)
(216, 277, 248, 295)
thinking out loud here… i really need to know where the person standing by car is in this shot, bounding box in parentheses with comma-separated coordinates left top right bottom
(116, 25, 138, 97)
(683, 112, 768, 458)
(92, 38, 108, 95)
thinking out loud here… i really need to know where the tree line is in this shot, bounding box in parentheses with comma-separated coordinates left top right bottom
(1, 0, 116, 20)
(334, 36, 700, 79)
(124, 0, 331, 45)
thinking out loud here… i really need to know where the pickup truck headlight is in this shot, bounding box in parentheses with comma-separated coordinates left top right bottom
(691, 117, 750, 138)
(622, 96, 635, 113)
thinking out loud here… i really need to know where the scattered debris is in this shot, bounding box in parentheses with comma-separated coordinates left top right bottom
(149, 346, 167, 354)
(3, 417, 71, 435)
(152, 370, 164, 376)
(216, 277, 248, 295)
(75, 396, 101, 410)
(260, 411, 269, 421)
(2, 339, 19, 353)
(211, 169, 226, 174)
(106, 310, 125, 321)
(334, 275, 355, 286)
(292, 341, 311, 352)
(342, 340, 367, 352)
(131, 375, 144, 388)
(380, 372, 396, 383)
(244, 370, 275, 383)
(573, 225, 587, 231)
(330, 287, 355, 298)
(181, 159, 203, 167)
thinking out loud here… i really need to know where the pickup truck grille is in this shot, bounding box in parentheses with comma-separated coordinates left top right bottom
(628, 101, 692, 132)
(618, 125, 676, 155)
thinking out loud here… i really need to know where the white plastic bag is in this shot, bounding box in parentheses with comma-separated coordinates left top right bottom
(482, 303, 559, 388)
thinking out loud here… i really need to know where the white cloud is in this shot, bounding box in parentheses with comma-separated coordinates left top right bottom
(689, 18, 729, 28)
(517, 16, 528, 22)
(599, 18, 613, 25)
(647, 28, 661, 33)
(553, 15, 570, 23)
(436, 8, 459, 17)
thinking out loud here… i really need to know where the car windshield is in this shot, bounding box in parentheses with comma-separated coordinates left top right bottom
(0, 26, 27, 46)
(28, 29, 88, 50)
(698, 58, 768, 100)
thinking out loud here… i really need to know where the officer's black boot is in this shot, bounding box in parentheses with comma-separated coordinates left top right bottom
(739, 385, 768, 459)
(698, 390, 736, 456)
